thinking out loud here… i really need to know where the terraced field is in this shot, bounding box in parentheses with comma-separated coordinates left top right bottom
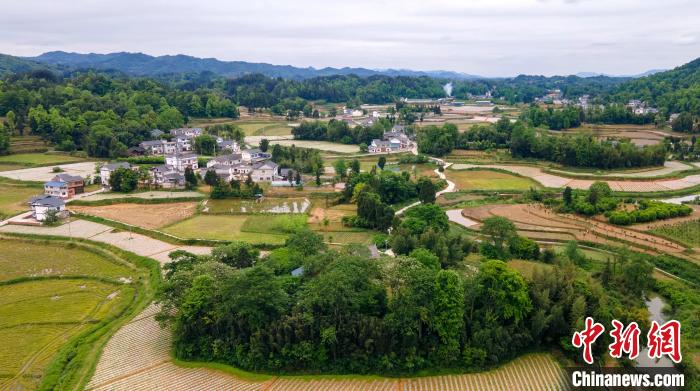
(0, 238, 147, 390)
(461, 203, 688, 256)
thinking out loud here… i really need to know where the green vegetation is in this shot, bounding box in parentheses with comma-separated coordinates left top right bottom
(0, 237, 156, 390)
(0, 152, 85, 166)
(448, 169, 538, 191)
(607, 200, 693, 225)
(650, 219, 700, 247)
(161, 215, 300, 244)
(0, 179, 43, 219)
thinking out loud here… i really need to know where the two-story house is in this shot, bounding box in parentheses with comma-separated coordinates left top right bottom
(44, 174, 84, 198)
(165, 152, 198, 172)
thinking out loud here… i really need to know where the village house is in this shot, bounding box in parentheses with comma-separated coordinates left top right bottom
(206, 153, 242, 168)
(140, 140, 177, 155)
(28, 195, 67, 221)
(150, 165, 185, 188)
(368, 139, 393, 153)
(170, 127, 203, 138)
(100, 162, 133, 187)
(174, 135, 194, 151)
(241, 148, 271, 163)
(165, 152, 198, 172)
(44, 173, 84, 198)
(216, 138, 240, 152)
(251, 161, 280, 182)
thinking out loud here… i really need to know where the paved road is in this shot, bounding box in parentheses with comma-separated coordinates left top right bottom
(0, 219, 211, 265)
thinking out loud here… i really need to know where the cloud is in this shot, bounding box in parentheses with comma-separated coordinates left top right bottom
(0, 0, 698, 76)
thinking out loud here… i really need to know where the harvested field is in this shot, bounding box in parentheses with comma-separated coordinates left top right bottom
(0, 161, 98, 182)
(548, 160, 695, 178)
(447, 169, 539, 191)
(70, 202, 198, 229)
(451, 163, 700, 192)
(461, 203, 687, 255)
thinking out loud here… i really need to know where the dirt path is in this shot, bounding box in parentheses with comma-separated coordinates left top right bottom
(450, 163, 700, 192)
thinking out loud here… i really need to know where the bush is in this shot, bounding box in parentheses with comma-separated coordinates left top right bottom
(607, 201, 693, 225)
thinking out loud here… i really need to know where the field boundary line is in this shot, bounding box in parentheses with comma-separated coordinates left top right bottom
(85, 359, 171, 390)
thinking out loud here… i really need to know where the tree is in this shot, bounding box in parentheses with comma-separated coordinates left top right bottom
(285, 229, 326, 256)
(588, 181, 612, 205)
(350, 159, 360, 174)
(431, 270, 464, 362)
(671, 112, 694, 132)
(259, 138, 270, 152)
(109, 167, 139, 192)
(184, 166, 198, 189)
(481, 216, 516, 255)
(333, 159, 347, 180)
(409, 248, 440, 270)
(212, 241, 260, 268)
(194, 135, 217, 155)
(377, 156, 386, 170)
(203, 169, 219, 186)
(157, 106, 185, 130)
(476, 260, 532, 322)
(416, 177, 437, 204)
(563, 186, 573, 206)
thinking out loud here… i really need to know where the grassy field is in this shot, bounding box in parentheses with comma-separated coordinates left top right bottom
(270, 140, 360, 153)
(0, 153, 86, 167)
(0, 238, 146, 390)
(0, 180, 44, 218)
(307, 203, 377, 244)
(447, 168, 539, 191)
(161, 215, 297, 244)
(650, 219, 700, 247)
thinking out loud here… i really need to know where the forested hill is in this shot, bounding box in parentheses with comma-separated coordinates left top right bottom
(27, 51, 483, 80)
(610, 57, 700, 115)
(0, 54, 60, 77)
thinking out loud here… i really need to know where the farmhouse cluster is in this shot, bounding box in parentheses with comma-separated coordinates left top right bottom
(28, 127, 296, 221)
(368, 125, 413, 153)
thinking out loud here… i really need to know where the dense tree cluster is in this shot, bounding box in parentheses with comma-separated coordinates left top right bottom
(509, 123, 666, 169)
(0, 71, 238, 157)
(292, 119, 392, 145)
(158, 225, 638, 374)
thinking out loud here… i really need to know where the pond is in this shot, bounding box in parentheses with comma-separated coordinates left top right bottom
(206, 197, 311, 214)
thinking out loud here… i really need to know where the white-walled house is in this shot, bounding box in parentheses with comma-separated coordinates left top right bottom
(241, 148, 271, 163)
(251, 161, 280, 182)
(368, 139, 393, 153)
(206, 153, 243, 168)
(170, 127, 203, 138)
(28, 195, 67, 221)
(165, 152, 198, 171)
(100, 162, 132, 187)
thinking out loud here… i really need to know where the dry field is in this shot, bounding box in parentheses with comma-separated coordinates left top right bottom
(571, 124, 689, 146)
(70, 202, 199, 229)
(0, 161, 98, 182)
(461, 203, 688, 256)
(269, 139, 360, 153)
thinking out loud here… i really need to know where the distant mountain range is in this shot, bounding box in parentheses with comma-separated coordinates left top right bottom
(574, 69, 666, 78)
(0, 51, 667, 81)
(18, 51, 484, 80)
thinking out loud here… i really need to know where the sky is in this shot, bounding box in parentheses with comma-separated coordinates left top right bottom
(0, 0, 698, 77)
